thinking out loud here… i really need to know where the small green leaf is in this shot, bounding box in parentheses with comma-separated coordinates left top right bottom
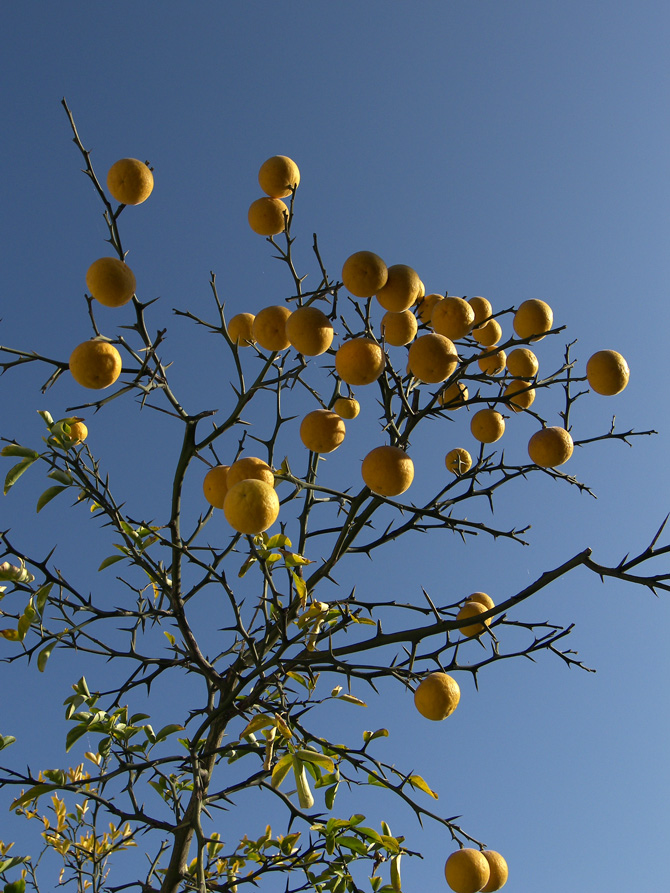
(37, 643, 55, 672)
(36, 485, 68, 513)
(0, 445, 39, 459)
(17, 605, 35, 641)
(265, 534, 291, 549)
(48, 469, 74, 485)
(4, 457, 37, 494)
(337, 836, 368, 855)
(238, 556, 257, 578)
(37, 410, 54, 426)
(325, 783, 339, 810)
(35, 582, 53, 615)
(363, 728, 389, 744)
(98, 555, 125, 571)
(0, 735, 16, 750)
(11, 783, 59, 809)
(271, 753, 294, 789)
(408, 774, 438, 799)
(338, 694, 367, 707)
(4, 877, 27, 893)
(291, 571, 307, 601)
(65, 724, 90, 753)
(294, 749, 335, 773)
(155, 723, 184, 742)
(0, 629, 20, 641)
(0, 857, 28, 874)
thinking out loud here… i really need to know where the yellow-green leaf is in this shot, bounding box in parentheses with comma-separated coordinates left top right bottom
(4, 457, 37, 494)
(37, 643, 55, 672)
(408, 774, 438, 799)
(36, 485, 68, 513)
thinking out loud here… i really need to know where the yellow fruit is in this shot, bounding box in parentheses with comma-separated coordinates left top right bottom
(65, 421, 88, 444)
(342, 251, 388, 298)
(335, 338, 385, 385)
(223, 479, 280, 535)
(445, 849, 491, 893)
(504, 379, 535, 412)
(285, 305, 334, 356)
(438, 380, 469, 409)
(300, 409, 346, 453)
(252, 305, 292, 351)
(506, 347, 539, 378)
(86, 257, 136, 308)
(472, 318, 502, 347)
(228, 313, 255, 346)
(381, 309, 418, 346)
(258, 155, 300, 198)
(586, 349, 630, 395)
(107, 158, 154, 205)
(513, 299, 553, 341)
(375, 264, 422, 312)
(456, 601, 491, 637)
(528, 426, 574, 467)
(227, 457, 275, 489)
(446, 448, 472, 475)
(467, 592, 495, 611)
(469, 296, 492, 326)
(431, 297, 475, 340)
(407, 333, 459, 384)
(481, 851, 509, 892)
(361, 445, 414, 497)
(416, 279, 426, 300)
(203, 465, 231, 509)
(248, 197, 288, 235)
(416, 293, 442, 324)
(414, 672, 461, 720)
(69, 340, 122, 390)
(478, 347, 506, 376)
(471, 409, 505, 443)
(333, 396, 360, 419)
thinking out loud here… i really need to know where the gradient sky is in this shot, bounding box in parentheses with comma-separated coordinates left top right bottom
(1, 3, 669, 891)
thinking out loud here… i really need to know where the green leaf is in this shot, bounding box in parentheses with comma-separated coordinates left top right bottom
(11, 783, 59, 809)
(363, 729, 389, 744)
(337, 836, 368, 855)
(238, 556, 257, 578)
(98, 554, 125, 571)
(36, 485, 68, 513)
(48, 469, 74, 485)
(17, 605, 35, 641)
(271, 753, 293, 789)
(37, 643, 55, 672)
(35, 582, 53, 615)
(338, 694, 367, 707)
(0, 857, 28, 874)
(37, 410, 54, 426)
(4, 878, 27, 893)
(0, 735, 16, 750)
(155, 723, 184, 742)
(265, 534, 291, 549)
(356, 827, 383, 845)
(370, 876, 383, 893)
(294, 749, 335, 773)
(0, 445, 39, 459)
(291, 571, 307, 602)
(4, 457, 37, 494)
(408, 774, 438, 799)
(65, 724, 90, 753)
(325, 783, 339, 810)
(0, 629, 19, 641)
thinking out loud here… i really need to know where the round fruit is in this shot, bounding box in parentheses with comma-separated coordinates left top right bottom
(227, 457, 275, 489)
(446, 448, 472, 475)
(481, 851, 509, 892)
(65, 421, 88, 444)
(445, 848, 491, 893)
(69, 340, 122, 390)
(285, 306, 334, 356)
(107, 158, 154, 205)
(342, 251, 388, 298)
(467, 592, 495, 611)
(456, 601, 491, 638)
(513, 299, 553, 341)
(333, 396, 360, 419)
(223, 479, 280, 535)
(416, 293, 442, 324)
(381, 309, 418, 346)
(228, 313, 255, 346)
(414, 672, 461, 721)
(507, 347, 539, 378)
(248, 197, 288, 235)
(469, 296, 492, 326)
(258, 155, 300, 198)
(203, 465, 231, 509)
(86, 257, 136, 308)
(252, 305, 292, 351)
(361, 445, 414, 497)
(375, 264, 422, 312)
(438, 380, 469, 409)
(528, 426, 574, 468)
(586, 349, 630, 395)
(407, 333, 459, 384)
(300, 410, 346, 453)
(431, 297, 475, 341)
(335, 338, 385, 385)
(504, 379, 535, 412)
(472, 318, 502, 347)
(471, 409, 505, 444)
(478, 347, 506, 376)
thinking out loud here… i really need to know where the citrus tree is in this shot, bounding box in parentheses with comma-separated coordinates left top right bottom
(0, 101, 666, 893)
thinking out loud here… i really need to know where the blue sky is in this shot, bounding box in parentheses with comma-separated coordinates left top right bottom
(1, 2, 669, 891)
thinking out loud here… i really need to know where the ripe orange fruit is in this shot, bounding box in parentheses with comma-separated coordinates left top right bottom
(107, 158, 154, 205)
(445, 848, 491, 893)
(223, 479, 279, 535)
(481, 851, 509, 891)
(65, 421, 88, 444)
(456, 601, 491, 638)
(342, 251, 388, 298)
(299, 409, 346, 453)
(252, 305, 292, 351)
(467, 592, 495, 611)
(503, 379, 535, 412)
(227, 457, 274, 489)
(438, 380, 469, 409)
(228, 313, 255, 346)
(333, 396, 360, 419)
(416, 293, 442, 324)
(478, 347, 506, 376)
(472, 318, 502, 347)
(513, 299, 553, 341)
(381, 309, 418, 346)
(86, 257, 136, 308)
(414, 672, 461, 720)
(528, 426, 573, 467)
(446, 448, 472, 475)
(469, 296, 492, 326)
(285, 306, 334, 356)
(506, 347, 539, 378)
(361, 445, 414, 497)
(335, 338, 385, 385)
(431, 297, 475, 341)
(471, 409, 505, 443)
(375, 264, 422, 312)
(586, 349, 630, 395)
(258, 155, 300, 198)
(407, 333, 459, 383)
(203, 465, 231, 509)
(248, 197, 288, 235)
(69, 340, 122, 390)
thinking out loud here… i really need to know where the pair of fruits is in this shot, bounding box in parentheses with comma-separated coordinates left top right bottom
(203, 457, 279, 535)
(445, 847, 508, 892)
(248, 155, 300, 235)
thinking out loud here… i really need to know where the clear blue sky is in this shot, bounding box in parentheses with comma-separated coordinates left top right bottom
(1, 2, 669, 891)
